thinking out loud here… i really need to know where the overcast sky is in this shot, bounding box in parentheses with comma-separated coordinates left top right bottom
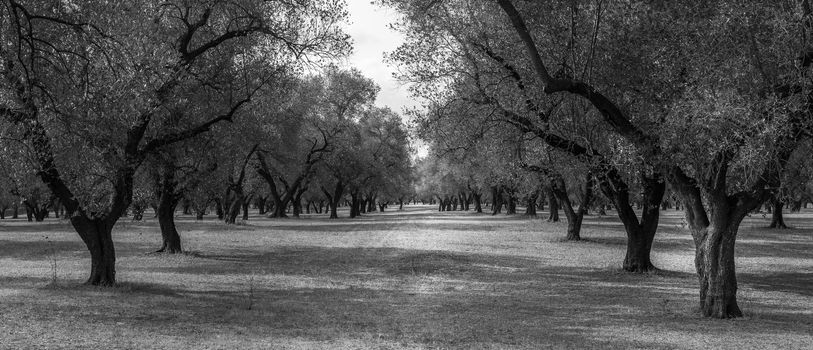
(342, 0, 416, 113)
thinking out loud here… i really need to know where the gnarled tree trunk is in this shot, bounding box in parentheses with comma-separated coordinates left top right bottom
(691, 222, 743, 318)
(505, 189, 517, 214)
(549, 177, 580, 241)
(599, 173, 664, 273)
(73, 216, 117, 286)
(214, 199, 224, 220)
(525, 189, 538, 216)
(156, 172, 182, 252)
(225, 192, 243, 224)
(292, 186, 307, 217)
(155, 163, 183, 253)
(255, 196, 267, 215)
(322, 181, 343, 219)
(156, 197, 182, 253)
(551, 187, 580, 241)
(491, 186, 503, 215)
(241, 197, 251, 221)
(555, 173, 594, 241)
(625, 177, 662, 272)
(349, 192, 361, 218)
(366, 193, 376, 213)
(545, 188, 559, 222)
(768, 195, 788, 229)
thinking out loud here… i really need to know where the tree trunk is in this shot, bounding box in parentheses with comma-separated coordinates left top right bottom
(551, 180, 581, 241)
(560, 174, 594, 240)
(359, 198, 367, 214)
(506, 191, 517, 214)
(546, 188, 559, 222)
(256, 196, 267, 215)
(156, 196, 182, 254)
(768, 195, 788, 229)
(258, 173, 292, 219)
(366, 195, 376, 213)
(525, 190, 538, 216)
(790, 200, 802, 213)
(225, 194, 242, 224)
(241, 199, 250, 221)
(329, 200, 338, 218)
(691, 222, 743, 318)
(683, 196, 750, 318)
(131, 204, 145, 221)
(268, 183, 288, 218)
(603, 175, 664, 273)
(72, 216, 116, 286)
(668, 161, 772, 319)
(322, 181, 343, 219)
(491, 186, 503, 215)
(24, 201, 49, 222)
(473, 193, 482, 213)
(349, 192, 360, 218)
(292, 187, 306, 218)
(215, 199, 224, 220)
(154, 162, 183, 253)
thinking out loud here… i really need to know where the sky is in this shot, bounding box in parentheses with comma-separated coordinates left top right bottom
(343, 0, 428, 157)
(342, 0, 417, 113)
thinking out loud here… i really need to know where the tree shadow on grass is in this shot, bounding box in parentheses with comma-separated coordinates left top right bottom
(577, 236, 694, 252)
(48, 265, 807, 348)
(0, 239, 148, 261)
(0, 221, 72, 233)
(734, 236, 813, 258)
(167, 247, 540, 281)
(254, 222, 502, 233)
(30, 280, 184, 299)
(10, 244, 809, 348)
(740, 271, 813, 296)
(0, 275, 52, 289)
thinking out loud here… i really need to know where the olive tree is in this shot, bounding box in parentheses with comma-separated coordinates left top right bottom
(0, 0, 350, 285)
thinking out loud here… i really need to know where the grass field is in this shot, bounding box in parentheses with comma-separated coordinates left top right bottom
(0, 205, 811, 349)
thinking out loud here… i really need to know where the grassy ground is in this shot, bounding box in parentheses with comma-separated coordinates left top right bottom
(0, 205, 811, 349)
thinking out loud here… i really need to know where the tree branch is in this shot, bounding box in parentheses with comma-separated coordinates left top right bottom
(139, 97, 249, 155)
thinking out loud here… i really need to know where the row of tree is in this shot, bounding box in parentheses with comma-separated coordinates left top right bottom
(384, 0, 813, 318)
(0, 1, 413, 286)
